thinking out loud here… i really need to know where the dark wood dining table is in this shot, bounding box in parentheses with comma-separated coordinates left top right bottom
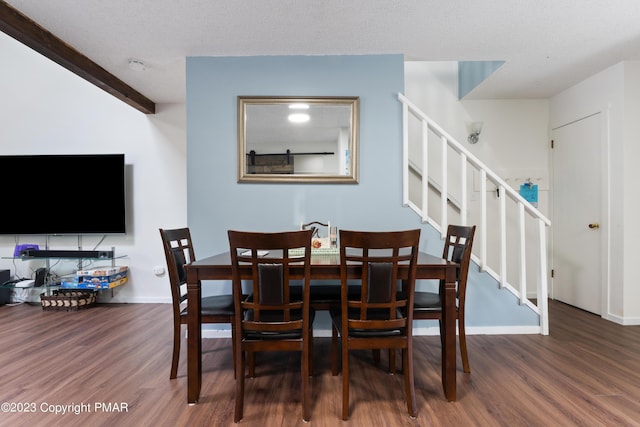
(185, 251, 459, 404)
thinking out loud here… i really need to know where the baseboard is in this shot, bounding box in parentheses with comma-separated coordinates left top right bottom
(604, 313, 640, 326)
(200, 324, 543, 339)
(455, 325, 542, 335)
(202, 329, 232, 338)
(97, 297, 173, 304)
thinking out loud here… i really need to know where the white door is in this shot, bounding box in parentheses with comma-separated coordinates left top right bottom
(552, 113, 602, 315)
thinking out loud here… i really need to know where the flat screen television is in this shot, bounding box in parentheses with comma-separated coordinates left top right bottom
(0, 154, 126, 235)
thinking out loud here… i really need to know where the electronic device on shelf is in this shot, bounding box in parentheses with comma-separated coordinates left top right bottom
(19, 249, 115, 259)
(35, 267, 47, 287)
(13, 244, 39, 257)
(14, 279, 35, 288)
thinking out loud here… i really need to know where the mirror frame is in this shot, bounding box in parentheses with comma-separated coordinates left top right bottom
(237, 96, 359, 183)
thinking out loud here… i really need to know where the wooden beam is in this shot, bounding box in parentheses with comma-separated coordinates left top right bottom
(0, 1, 155, 114)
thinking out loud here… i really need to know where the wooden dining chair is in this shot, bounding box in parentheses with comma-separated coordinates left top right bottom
(413, 224, 476, 373)
(228, 229, 314, 423)
(330, 229, 421, 420)
(159, 227, 236, 380)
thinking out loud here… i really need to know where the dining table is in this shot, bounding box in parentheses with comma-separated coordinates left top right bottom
(185, 251, 459, 404)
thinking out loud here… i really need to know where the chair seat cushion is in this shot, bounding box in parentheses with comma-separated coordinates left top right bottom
(243, 308, 315, 322)
(243, 308, 316, 340)
(329, 307, 404, 337)
(181, 294, 235, 317)
(413, 291, 442, 311)
(290, 284, 361, 305)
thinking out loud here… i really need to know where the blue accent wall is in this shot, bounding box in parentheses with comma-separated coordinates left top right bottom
(186, 55, 413, 256)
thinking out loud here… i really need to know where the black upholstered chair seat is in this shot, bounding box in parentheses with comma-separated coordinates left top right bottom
(329, 307, 405, 337)
(179, 294, 235, 317)
(243, 308, 316, 323)
(243, 309, 316, 340)
(413, 291, 442, 312)
(291, 284, 361, 309)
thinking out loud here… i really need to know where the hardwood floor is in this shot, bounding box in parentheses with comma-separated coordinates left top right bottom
(1, 300, 639, 426)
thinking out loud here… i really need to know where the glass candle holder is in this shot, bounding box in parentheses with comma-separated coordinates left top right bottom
(330, 226, 338, 248)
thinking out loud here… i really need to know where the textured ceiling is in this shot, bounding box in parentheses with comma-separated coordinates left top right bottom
(4, 0, 640, 104)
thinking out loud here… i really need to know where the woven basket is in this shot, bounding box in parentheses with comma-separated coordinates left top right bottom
(40, 290, 97, 311)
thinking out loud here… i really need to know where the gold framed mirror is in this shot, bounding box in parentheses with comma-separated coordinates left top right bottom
(237, 96, 359, 183)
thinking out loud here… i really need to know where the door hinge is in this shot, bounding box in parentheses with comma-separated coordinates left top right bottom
(551, 269, 554, 278)
(551, 139, 554, 149)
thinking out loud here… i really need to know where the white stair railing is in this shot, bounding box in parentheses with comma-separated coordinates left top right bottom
(399, 92, 551, 335)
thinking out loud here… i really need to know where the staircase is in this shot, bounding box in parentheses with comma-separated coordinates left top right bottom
(398, 93, 551, 335)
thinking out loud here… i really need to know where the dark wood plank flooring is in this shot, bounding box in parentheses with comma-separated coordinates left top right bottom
(0, 300, 639, 426)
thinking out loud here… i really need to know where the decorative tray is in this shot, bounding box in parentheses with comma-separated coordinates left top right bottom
(289, 247, 339, 256)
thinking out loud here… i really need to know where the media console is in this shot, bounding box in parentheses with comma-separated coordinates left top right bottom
(19, 249, 115, 259)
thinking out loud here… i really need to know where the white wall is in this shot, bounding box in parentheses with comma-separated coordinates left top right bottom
(0, 32, 183, 304)
(622, 62, 640, 320)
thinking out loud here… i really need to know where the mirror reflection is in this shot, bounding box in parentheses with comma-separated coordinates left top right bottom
(238, 96, 359, 183)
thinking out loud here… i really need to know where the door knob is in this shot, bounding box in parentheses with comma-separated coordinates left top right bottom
(588, 223, 600, 229)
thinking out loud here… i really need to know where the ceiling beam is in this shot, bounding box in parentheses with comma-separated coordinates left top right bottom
(0, 1, 155, 114)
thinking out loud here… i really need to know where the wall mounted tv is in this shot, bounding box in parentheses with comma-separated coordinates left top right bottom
(0, 154, 126, 235)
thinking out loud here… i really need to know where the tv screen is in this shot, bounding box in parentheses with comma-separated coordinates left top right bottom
(0, 154, 126, 235)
